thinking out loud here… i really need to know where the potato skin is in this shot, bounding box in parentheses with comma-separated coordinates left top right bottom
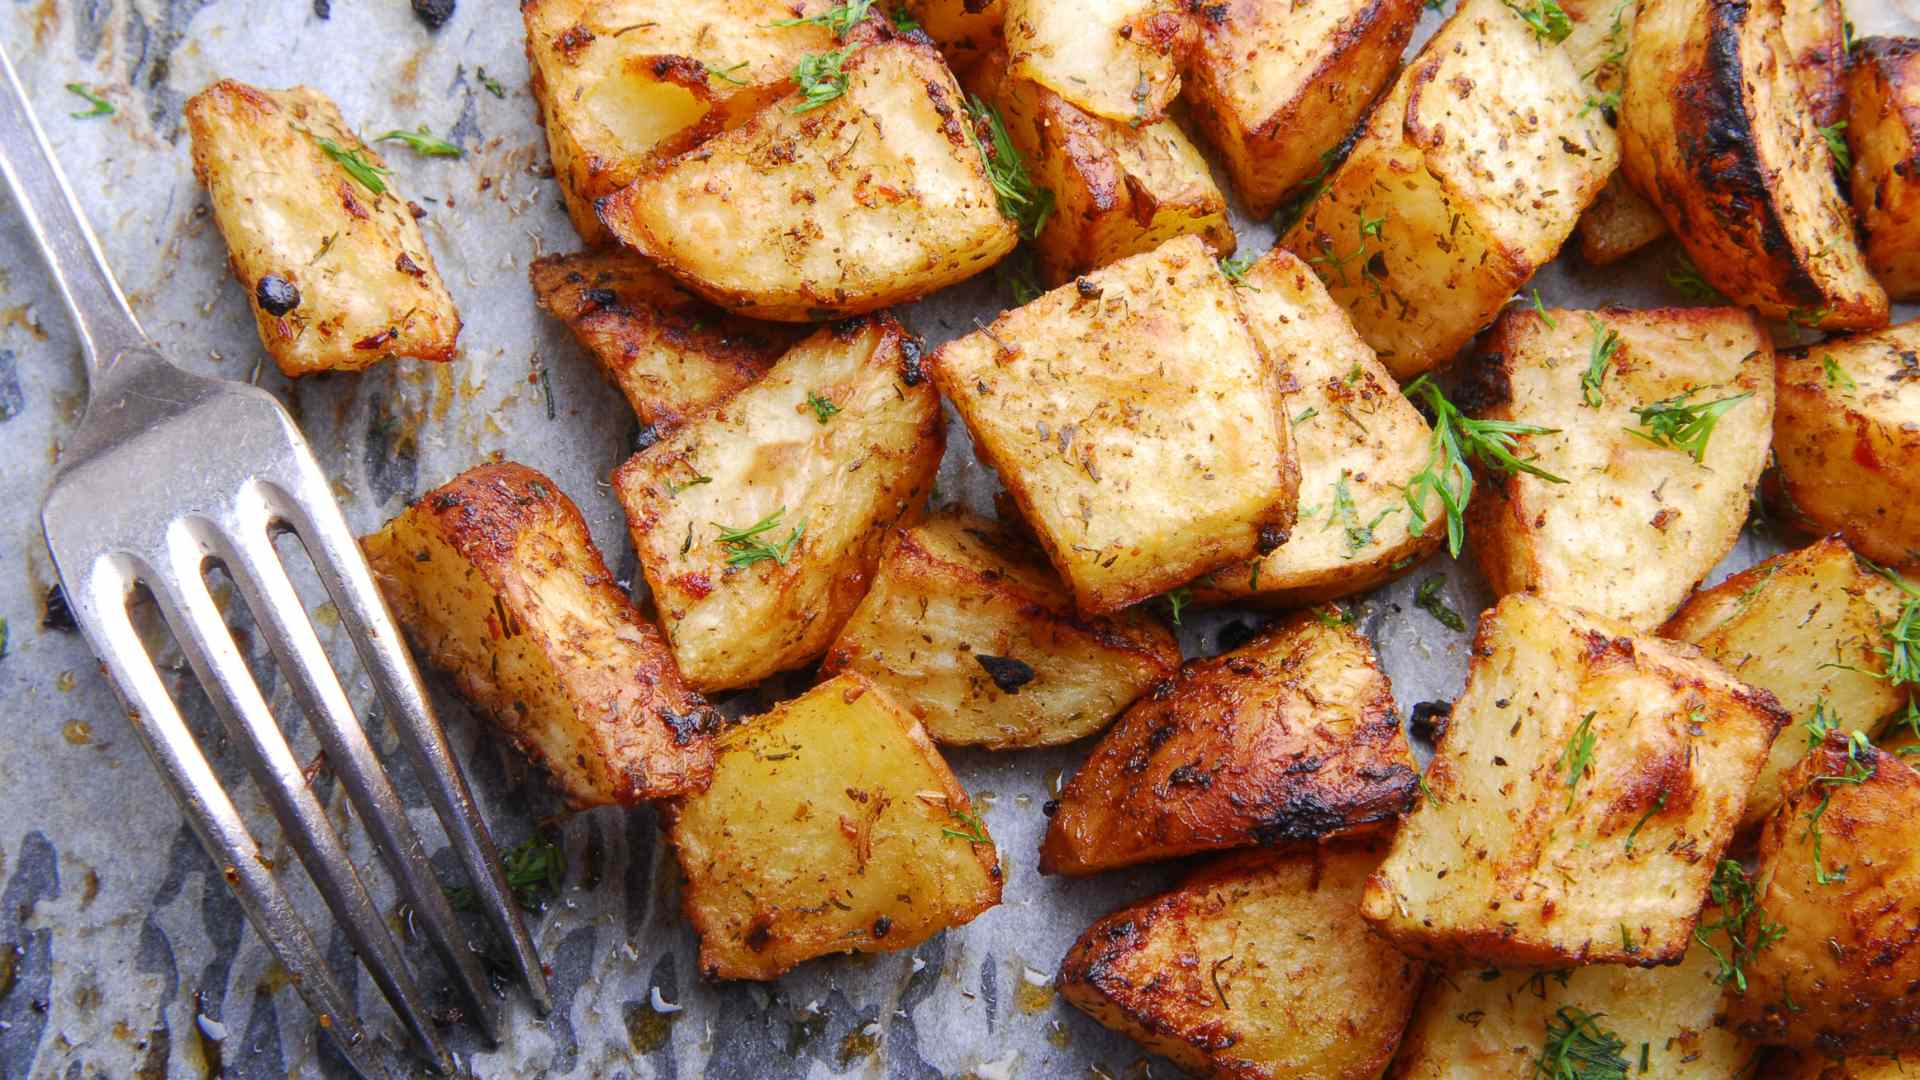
(362, 463, 715, 807)
(1041, 610, 1418, 876)
(1773, 319, 1920, 573)
(185, 80, 460, 377)
(903, 0, 1005, 70)
(1004, 0, 1196, 124)
(1620, 0, 1887, 329)
(1059, 842, 1423, 1080)
(664, 674, 1001, 980)
(1362, 595, 1789, 969)
(1846, 37, 1920, 302)
(1758, 1051, 1914, 1079)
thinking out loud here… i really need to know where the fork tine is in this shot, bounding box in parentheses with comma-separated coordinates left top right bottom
(208, 485, 506, 1043)
(64, 554, 396, 1080)
(265, 472, 552, 1013)
(146, 516, 455, 1075)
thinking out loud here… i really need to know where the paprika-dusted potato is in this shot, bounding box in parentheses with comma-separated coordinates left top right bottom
(1845, 38, 1920, 302)
(902, 0, 1005, 70)
(1003, 0, 1196, 124)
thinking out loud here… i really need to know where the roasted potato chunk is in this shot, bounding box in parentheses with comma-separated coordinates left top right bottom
(529, 251, 801, 433)
(1004, 0, 1195, 124)
(1464, 306, 1775, 630)
(1060, 842, 1423, 1080)
(969, 51, 1235, 285)
(1041, 610, 1418, 876)
(1621, 0, 1888, 329)
(1846, 37, 1920, 302)
(1183, 0, 1422, 218)
(1277, 0, 1618, 379)
(1664, 538, 1912, 830)
(1577, 175, 1671, 266)
(1774, 319, 1920, 572)
(1781, 0, 1848, 128)
(598, 37, 1018, 321)
(932, 236, 1299, 616)
(665, 673, 1001, 980)
(521, 0, 835, 245)
(1564, 0, 1672, 265)
(1190, 249, 1446, 607)
(362, 463, 714, 806)
(903, 0, 1005, 70)
(1361, 595, 1789, 968)
(1386, 940, 1750, 1078)
(819, 509, 1180, 749)
(1730, 733, 1920, 1054)
(613, 313, 941, 692)
(1759, 1051, 1914, 1079)
(184, 80, 459, 377)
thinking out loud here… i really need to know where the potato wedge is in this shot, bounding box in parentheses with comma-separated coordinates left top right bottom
(1060, 842, 1423, 1080)
(362, 463, 715, 806)
(932, 236, 1299, 616)
(1846, 37, 1920, 302)
(1621, 0, 1888, 329)
(1730, 733, 1920, 1054)
(664, 673, 1001, 980)
(1781, 0, 1848, 128)
(969, 51, 1235, 285)
(1277, 0, 1618, 379)
(1758, 1051, 1914, 1079)
(1385, 940, 1749, 1078)
(1577, 175, 1671, 266)
(1563, 0, 1673, 266)
(612, 313, 940, 692)
(1663, 538, 1912, 830)
(1464, 305, 1775, 631)
(1183, 0, 1422, 218)
(521, 0, 836, 245)
(1361, 595, 1789, 969)
(1190, 249, 1446, 607)
(1004, 0, 1195, 124)
(903, 0, 1005, 70)
(184, 80, 460, 377)
(818, 509, 1180, 749)
(1041, 610, 1418, 876)
(529, 251, 801, 433)
(1774, 319, 1920, 572)
(597, 37, 1018, 321)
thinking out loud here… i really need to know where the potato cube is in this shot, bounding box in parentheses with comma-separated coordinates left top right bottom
(1042, 609, 1418, 876)
(1846, 38, 1920, 301)
(1577, 175, 1670, 266)
(1004, 0, 1195, 124)
(1183, 0, 1422, 218)
(902, 0, 1005, 70)
(1465, 305, 1775, 631)
(1361, 595, 1789, 968)
(1191, 249, 1446, 607)
(1060, 842, 1424, 1080)
(819, 509, 1180, 749)
(665, 673, 1002, 980)
(598, 37, 1018, 321)
(1277, 0, 1618, 379)
(932, 236, 1299, 616)
(612, 313, 942, 692)
(184, 80, 460, 377)
(362, 463, 715, 806)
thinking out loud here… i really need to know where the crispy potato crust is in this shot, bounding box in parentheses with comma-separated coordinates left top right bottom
(1846, 38, 1920, 302)
(1757, 1051, 1915, 1079)
(903, 0, 1006, 70)
(1004, 0, 1196, 124)
(1577, 175, 1671, 266)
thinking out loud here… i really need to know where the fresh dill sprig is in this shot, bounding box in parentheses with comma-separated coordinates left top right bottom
(1622, 792, 1666, 853)
(1534, 1006, 1630, 1080)
(774, 0, 874, 36)
(1581, 316, 1621, 408)
(706, 61, 751, 86)
(1805, 728, 1876, 885)
(965, 96, 1053, 240)
(1665, 254, 1725, 303)
(307, 131, 391, 195)
(1823, 353, 1857, 390)
(1819, 121, 1852, 172)
(376, 125, 464, 158)
(1415, 576, 1466, 632)
(1218, 253, 1258, 289)
(940, 807, 991, 845)
(890, 5, 920, 31)
(65, 83, 113, 119)
(476, 67, 507, 98)
(1402, 376, 1568, 557)
(1503, 0, 1573, 42)
(714, 508, 805, 567)
(448, 832, 565, 913)
(806, 390, 841, 424)
(1560, 711, 1598, 810)
(1272, 146, 1341, 234)
(791, 45, 857, 112)
(1693, 860, 1786, 992)
(1625, 388, 1754, 462)
(1329, 473, 1397, 556)
(1163, 587, 1192, 626)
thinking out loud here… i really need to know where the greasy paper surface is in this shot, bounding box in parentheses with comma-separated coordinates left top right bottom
(0, 1, 1914, 1077)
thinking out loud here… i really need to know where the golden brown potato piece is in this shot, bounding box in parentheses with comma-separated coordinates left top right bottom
(1621, 0, 1888, 330)
(1578, 175, 1671, 266)
(1190, 249, 1446, 607)
(1004, 0, 1196, 124)
(1780, 0, 1848, 128)
(1361, 595, 1789, 968)
(1774, 319, 1920, 573)
(521, 0, 835, 245)
(932, 236, 1299, 616)
(1464, 306, 1775, 631)
(903, 0, 1005, 70)
(1758, 1051, 1915, 1079)
(1730, 733, 1920, 1054)
(1563, 0, 1674, 265)
(1277, 0, 1618, 379)
(184, 80, 459, 377)
(1664, 537, 1913, 830)
(1385, 940, 1750, 1078)
(598, 37, 1018, 321)
(1041, 610, 1418, 876)
(1182, 0, 1420, 218)
(528, 251, 802, 433)
(664, 673, 1001, 980)
(1846, 37, 1920, 302)
(969, 51, 1235, 285)
(362, 463, 714, 806)
(1060, 842, 1423, 1080)
(818, 509, 1180, 749)
(612, 313, 941, 692)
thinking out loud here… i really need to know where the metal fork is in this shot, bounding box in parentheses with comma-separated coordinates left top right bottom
(0, 48, 549, 1078)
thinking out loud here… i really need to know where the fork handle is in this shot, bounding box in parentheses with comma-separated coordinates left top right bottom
(0, 44, 150, 385)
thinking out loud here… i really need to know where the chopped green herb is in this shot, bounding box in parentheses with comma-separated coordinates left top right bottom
(537, 363, 556, 420)
(1403, 376, 1568, 557)
(996, 248, 1044, 305)
(476, 67, 507, 98)
(890, 5, 920, 31)
(1293, 406, 1320, 426)
(65, 83, 113, 119)
(1620, 924, 1639, 955)
(1581, 315, 1621, 408)
(0, 617, 8, 660)
(1329, 473, 1397, 556)
(1819, 121, 1851, 172)
(1218, 252, 1258, 289)
(1415, 576, 1466, 632)
(1622, 792, 1666, 852)
(1580, 89, 1621, 118)
(807, 391, 841, 424)
(1535, 1005, 1630, 1080)
(941, 807, 991, 845)
(1665, 254, 1725, 303)
(307, 131, 391, 196)
(792, 45, 857, 112)
(1560, 711, 1598, 810)
(706, 61, 751, 86)
(714, 508, 805, 567)
(1788, 305, 1832, 330)
(1693, 860, 1786, 992)
(775, 0, 875, 35)
(1625, 388, 1753, 463)
(1314, 602, 1356, 628)
(1164, 587, 1192, 627)
(1823, 353, 1857, 390)
(667, 474, 712, 496)
(1531, 288, 1558, 330)
(965, 96, 1054, 240)
(376, 125, 464, 158)
(1503, 0, 1573, 42)
(1272, 147, 1341, 234)
(448, 832, 566, 913)
(1805, 727, 1875, 885)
